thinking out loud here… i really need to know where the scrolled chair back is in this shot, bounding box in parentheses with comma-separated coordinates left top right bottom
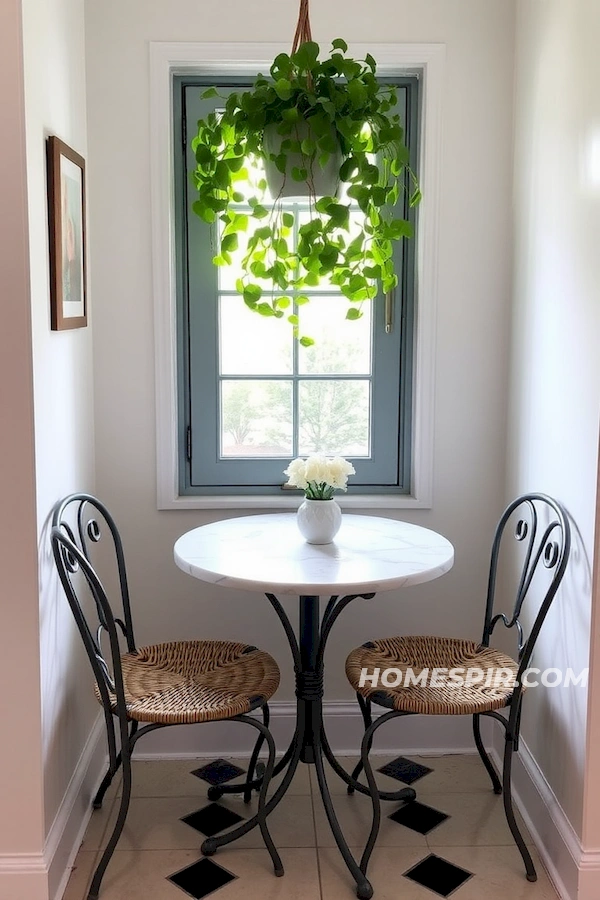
(482, 492, 571, 684)
(50, 493, 135, 719)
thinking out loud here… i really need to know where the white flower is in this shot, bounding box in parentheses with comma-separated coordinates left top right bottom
(304, 454, 329, 484)
(327, 456, 356, 490)
(283, 457, 308, 489)
(283, 454, 356, 498)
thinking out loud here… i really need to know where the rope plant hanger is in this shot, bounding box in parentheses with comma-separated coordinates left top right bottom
(291, 0, 313, 55)
(190, 2, 420, 342)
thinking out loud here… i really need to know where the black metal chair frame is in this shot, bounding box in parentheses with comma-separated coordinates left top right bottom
(349, 493, 571, 888)
(51, 494, 281, 900)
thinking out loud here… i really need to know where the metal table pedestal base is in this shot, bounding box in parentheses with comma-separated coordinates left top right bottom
(202, 594, 416, 899)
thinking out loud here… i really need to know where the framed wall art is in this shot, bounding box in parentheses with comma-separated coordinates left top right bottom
(47, 136, 87, 330)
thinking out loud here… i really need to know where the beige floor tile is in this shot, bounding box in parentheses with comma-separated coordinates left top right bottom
(309, 753, 497, 797)
(77, 794, 118, 854)
(217, 792, 316, 848)
(63, 847, 320, 900)
(312, 786, 532, 850)
(313, 789, 428, 849)
(418, 791, 533, 847)
(425, 845, 558, 899)
(61, 850, 97, 900)
(319, 845, 559, 900)
(199, 847, 321, 899)
(90, 792, 316, 853)
(106, 755, 310, 801)
(318, 845, 429, 900)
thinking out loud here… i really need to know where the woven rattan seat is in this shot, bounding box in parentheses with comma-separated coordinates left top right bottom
(346, 635, 520, 716)
(95, 640, 280, 724)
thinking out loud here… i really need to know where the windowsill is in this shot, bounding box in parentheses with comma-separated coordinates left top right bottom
(159, 492, 431, 510)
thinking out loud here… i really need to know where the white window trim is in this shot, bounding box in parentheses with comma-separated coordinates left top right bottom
(149, 41, 445, 510)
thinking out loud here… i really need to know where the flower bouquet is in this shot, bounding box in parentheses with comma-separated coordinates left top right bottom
(284, 455, 356, 543)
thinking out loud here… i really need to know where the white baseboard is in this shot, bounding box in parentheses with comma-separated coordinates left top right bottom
(489, 733, 600, 900)
(0, 856, 48, 900)
(45, 714, 107, 900)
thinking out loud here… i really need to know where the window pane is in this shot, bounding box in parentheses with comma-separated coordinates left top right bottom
(298, 380, 370, 457)
(297, 295, 372, 375)
(220, 380, 293, 458)
(220, 297, 293, 375)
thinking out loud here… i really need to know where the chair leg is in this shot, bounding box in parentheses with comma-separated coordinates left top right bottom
(87, 745, 133, 900)
(503, 735, 537, 882)
(348, 694, 372, 795)
(359, 719, 381, 878)
(92, 753, 121, 810)
(203, 714, 284, 877)
(243, 704, 269, 803)
(473, 714, 502, 794)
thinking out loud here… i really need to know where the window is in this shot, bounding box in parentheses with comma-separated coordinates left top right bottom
(173, 75, 419, 497)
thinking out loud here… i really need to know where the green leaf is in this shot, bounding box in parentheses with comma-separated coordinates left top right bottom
(410, 187, 422, 207)
(331, 38, 348, 53)
(252, 204, 269, 218)
(254, 225, 272, 240)
(220, 233, 238, 253)
(291, 166, 308, 182)
(346, 307, 363, 320)
(287, 314, 299, 326)
(291, 41, 320, 72)
(243, 284, 262, 306)
(281, 106, 300, 123)
(194, 144, 213, 165)
(282, 212, 294, 228)
(201, 87, 219, 99)
(274, 78, 292, 100)
(225, 156, 245, 172)
(275, 296, 291, 309)
(299, 336, 315, 347)
(257, 302, 275, 317)
(295, 295, 310, 306)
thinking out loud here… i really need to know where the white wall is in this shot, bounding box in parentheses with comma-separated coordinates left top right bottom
(20, 0, 97, 880)
(84, 0, 516, 746)
(0, 1, 47, 896)
(509, 0, 600, 861)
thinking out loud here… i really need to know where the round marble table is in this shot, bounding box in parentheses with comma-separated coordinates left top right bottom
(174, 513, 454, 899)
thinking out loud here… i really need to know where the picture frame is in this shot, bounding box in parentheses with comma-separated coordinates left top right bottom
(47, 136, 87, 330)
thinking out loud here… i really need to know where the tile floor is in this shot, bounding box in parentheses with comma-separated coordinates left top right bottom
(63, 753, 560, 900)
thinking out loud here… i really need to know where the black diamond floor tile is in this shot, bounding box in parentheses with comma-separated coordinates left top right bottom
(389, 800, 449, 834)
(168, 857, 237, 899)
(378, 755, 433, 785)
(191, 759, 246, 786)
(181, 803, 245, 837)
(403, 853, 473, 897)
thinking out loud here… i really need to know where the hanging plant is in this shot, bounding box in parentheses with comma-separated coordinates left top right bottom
(190, 5, 420, 344)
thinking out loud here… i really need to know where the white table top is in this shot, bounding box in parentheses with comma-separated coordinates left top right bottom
(174, 514, 454, 597)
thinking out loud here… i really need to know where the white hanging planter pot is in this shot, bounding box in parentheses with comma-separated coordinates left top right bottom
(263, 122, 343, 200)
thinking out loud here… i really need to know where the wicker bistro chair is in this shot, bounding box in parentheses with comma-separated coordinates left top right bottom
(344, 493, 571, 885)
(51, 494, 282, 900)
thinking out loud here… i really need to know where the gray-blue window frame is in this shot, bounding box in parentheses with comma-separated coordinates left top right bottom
(173, 74, 419, 496)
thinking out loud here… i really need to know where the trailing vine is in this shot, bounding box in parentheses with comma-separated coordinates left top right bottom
(191, 38, 420, 344)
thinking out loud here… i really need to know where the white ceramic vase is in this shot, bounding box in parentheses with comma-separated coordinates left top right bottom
(296, 498, 342, 544)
